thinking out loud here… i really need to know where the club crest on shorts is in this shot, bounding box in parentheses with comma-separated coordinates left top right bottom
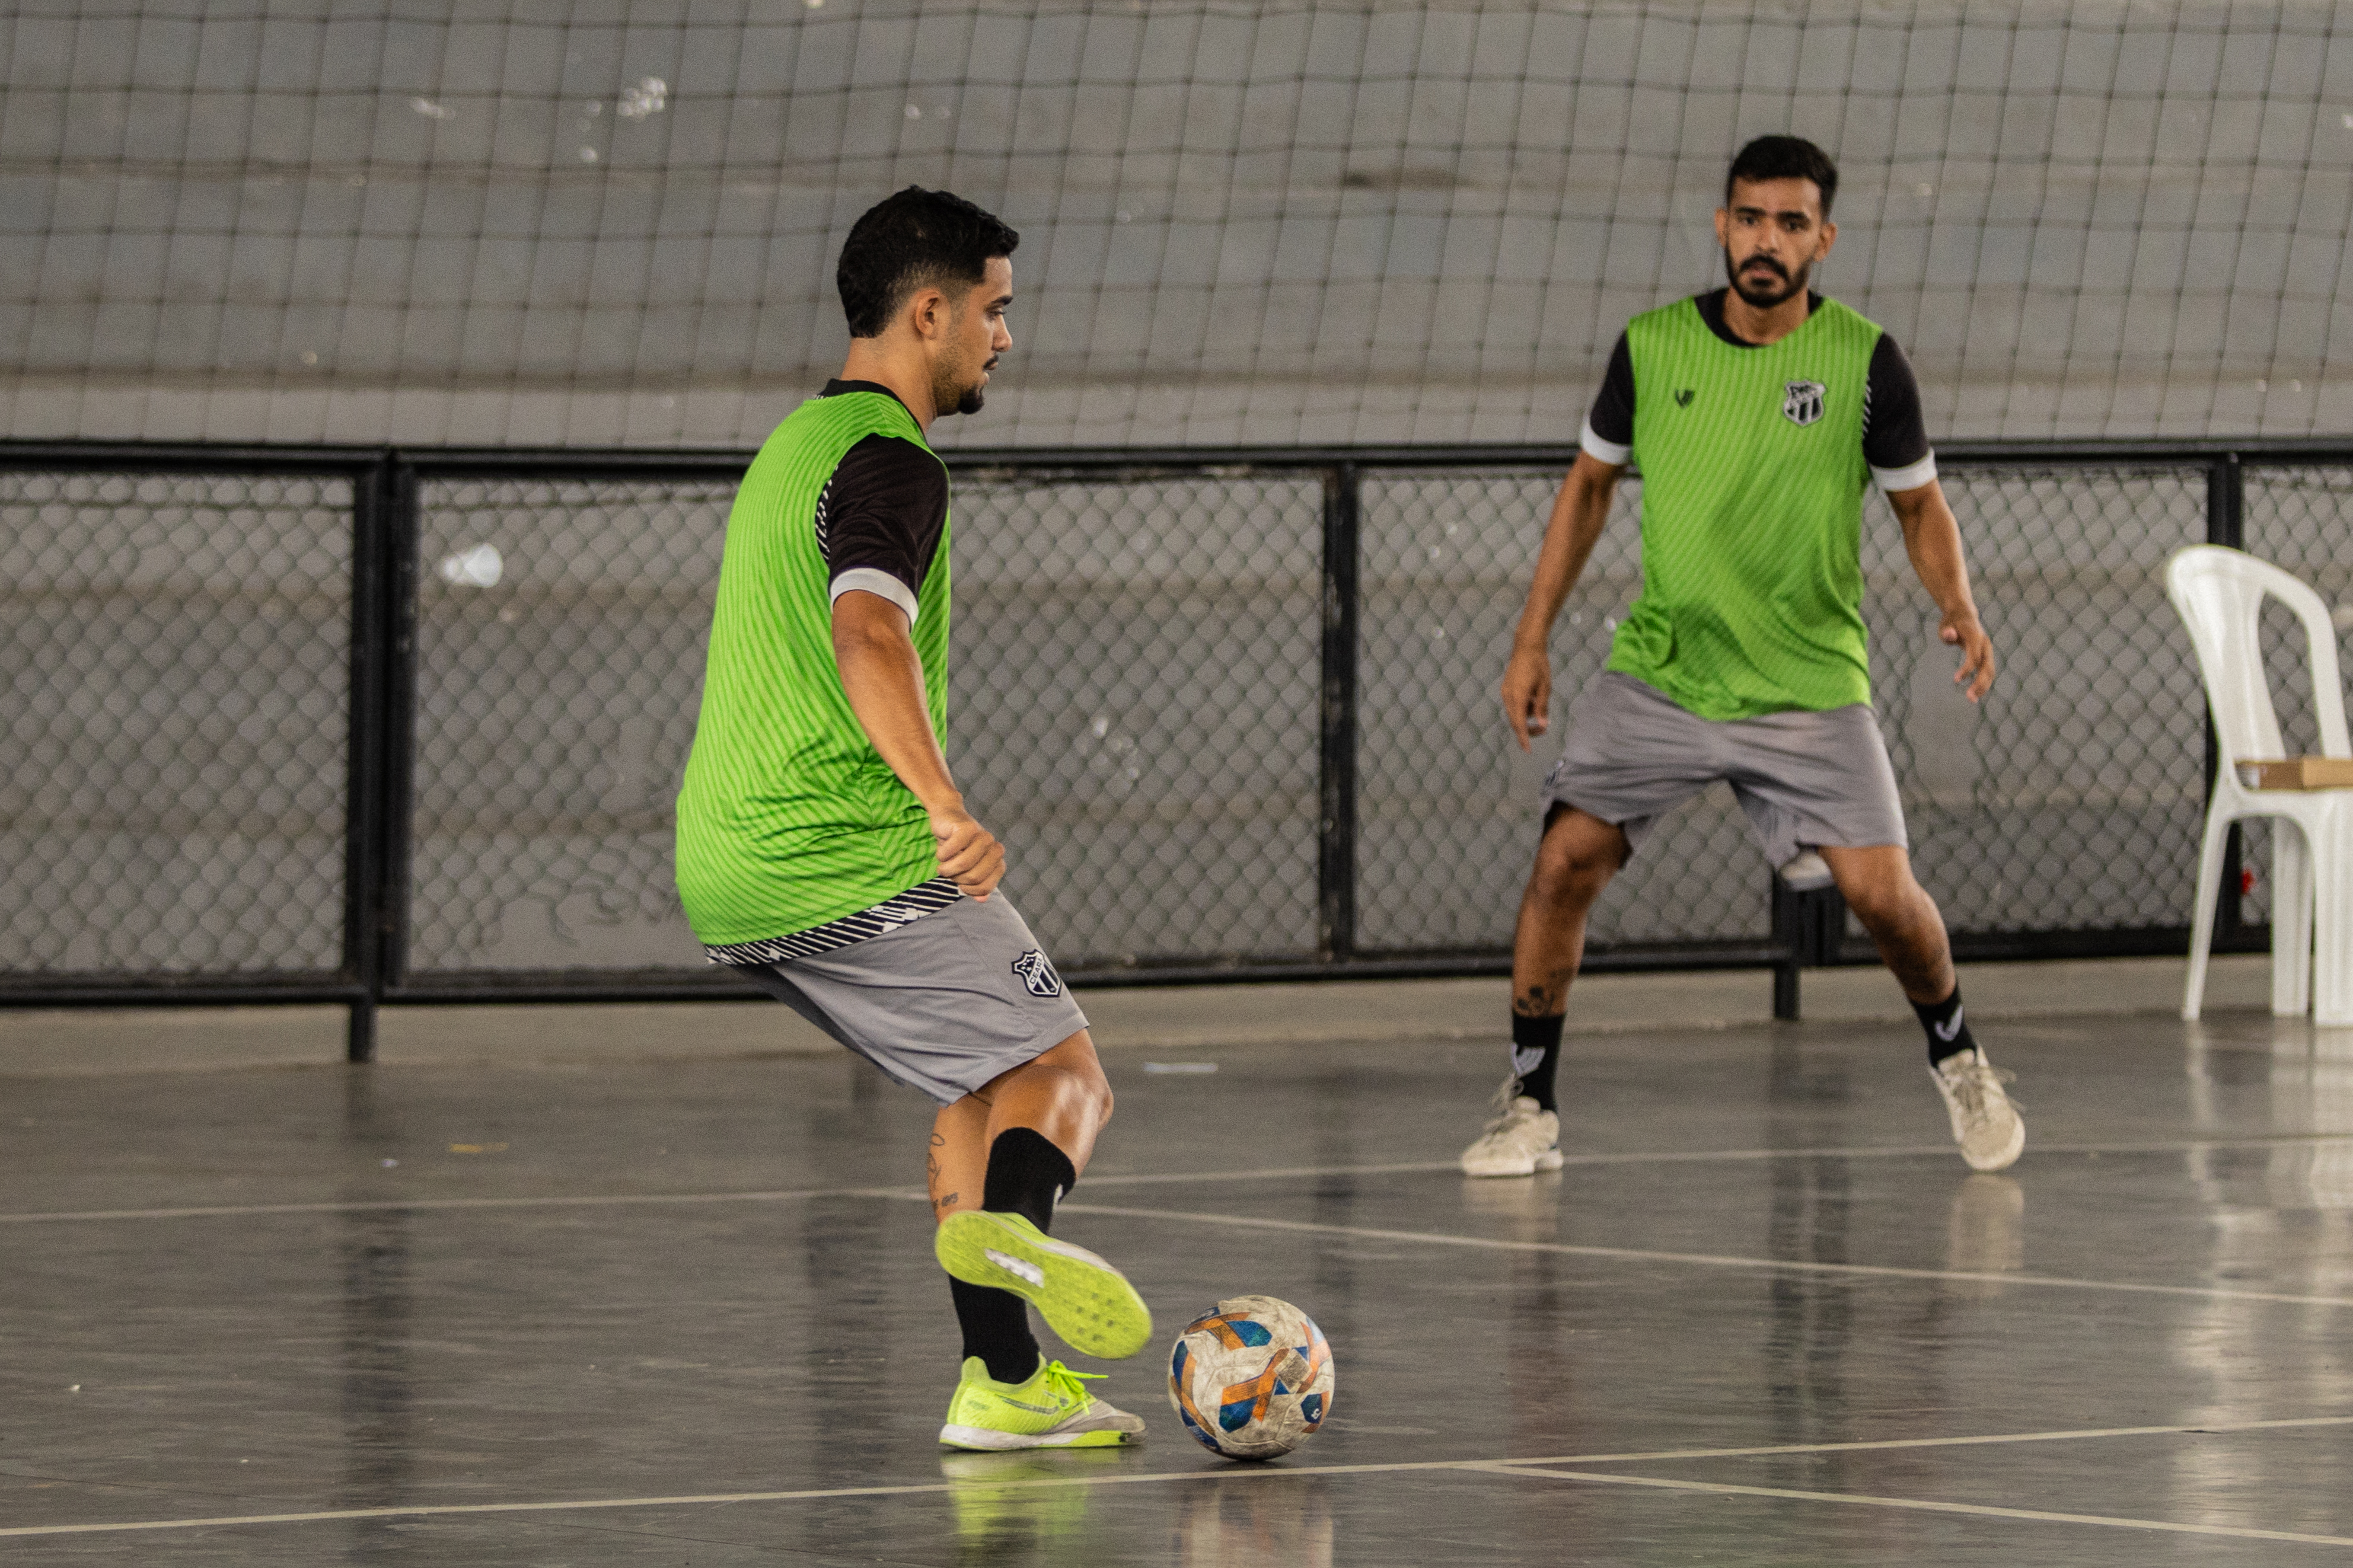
(1011, 949, 1063, 998)
(1782, 379, 1826, 426)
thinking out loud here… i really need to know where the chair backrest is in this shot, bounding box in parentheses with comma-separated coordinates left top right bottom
(2164, 544, 2351, 767)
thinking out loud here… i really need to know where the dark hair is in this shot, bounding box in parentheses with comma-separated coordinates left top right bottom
(1724, 135, 1838, 215)
(836, 187, 1021, 338)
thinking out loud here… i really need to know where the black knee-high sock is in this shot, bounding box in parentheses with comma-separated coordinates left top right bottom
(950, 1278, 1040, 1384)
(1914, 985, 1978, 1068)
(983, 1126, 1077, 1231)
(1511, 1013, 1564, 1112)
(950, 1128, 1077, 1385)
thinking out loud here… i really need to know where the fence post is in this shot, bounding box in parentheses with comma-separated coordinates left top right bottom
(345, 457, 392, 1061)
(1771, 876, 1846, 1021)
(1318, 464, 1361, 964)
(343, 457, 419, 1061)
(2208, 453, 2246, 944)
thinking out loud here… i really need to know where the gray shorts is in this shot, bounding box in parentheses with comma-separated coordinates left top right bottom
(739, 893, 1089, 1106)
(1542, 672, 1907, 868)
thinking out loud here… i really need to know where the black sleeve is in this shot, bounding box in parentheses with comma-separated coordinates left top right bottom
(1586, 332, 1634, 447)
(817, 435, 949, 603)
(1861, 334, 1932, 474)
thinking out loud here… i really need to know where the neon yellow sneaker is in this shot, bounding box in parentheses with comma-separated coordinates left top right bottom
(934, 1211, 1153, 1359)
(938, 1356, 1146, 1450)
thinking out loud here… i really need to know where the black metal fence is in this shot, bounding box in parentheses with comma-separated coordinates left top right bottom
(8, 438, 2348, 1059)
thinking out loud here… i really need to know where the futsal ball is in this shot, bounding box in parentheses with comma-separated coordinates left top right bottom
(1166, 1294, 1335, 1461)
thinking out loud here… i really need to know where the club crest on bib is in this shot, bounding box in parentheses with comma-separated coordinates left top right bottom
(1011, 949, 1063, 998)
(1782, 379, 1826, 426)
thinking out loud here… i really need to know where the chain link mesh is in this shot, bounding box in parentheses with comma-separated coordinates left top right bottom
(2236, 467, 2353, 929)
(0, 455, 2322, 986)
(1, 470, 350, 973)
(409, 477, 732, 972)
(950, 474, 1324, 969)
(1868, 467, 2211, 937)
(407, 470, 1322, 974)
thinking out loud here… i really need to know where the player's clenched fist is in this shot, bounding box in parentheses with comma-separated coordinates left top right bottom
(930, 804, 1006, 900)
(1501, 644, 1553, 751)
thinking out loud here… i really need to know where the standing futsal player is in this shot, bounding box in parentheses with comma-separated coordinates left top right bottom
(1459, 136, 2024, 1179)
(676, 187, 1153, 1449)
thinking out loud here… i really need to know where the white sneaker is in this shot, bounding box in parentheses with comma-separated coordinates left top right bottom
(1459, 1079, 1563, 1177)
(1929, 1048, 2025, 1172)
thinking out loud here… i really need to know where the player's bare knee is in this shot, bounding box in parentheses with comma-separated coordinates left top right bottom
(1841, 880, 1901, 933)
(1843, 874, 1923, 940)
(1533, 844, 1614, 911)
(1058, 1056, 1113, 1124)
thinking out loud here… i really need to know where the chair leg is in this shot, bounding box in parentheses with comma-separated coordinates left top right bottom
(2273, 822, 2313, 1017)
(2314, 812, 2353, 1028)
(2184, 807, 2234, 1021)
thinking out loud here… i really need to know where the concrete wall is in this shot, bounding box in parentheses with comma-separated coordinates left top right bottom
(3, 0, 2349, 449)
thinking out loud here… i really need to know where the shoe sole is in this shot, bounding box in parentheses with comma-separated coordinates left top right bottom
(935, 1211, 1154, 1360)
(1460, 1147, 1566, 1178)
(939, 1422, 1139, 1451)
(1961, 1114, 2026, 1173)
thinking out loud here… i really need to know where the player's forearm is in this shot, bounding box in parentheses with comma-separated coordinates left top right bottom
(1513, 458, 1618, 650)
(1891, 483, 1979, 622)
(831, 608, 961, 813)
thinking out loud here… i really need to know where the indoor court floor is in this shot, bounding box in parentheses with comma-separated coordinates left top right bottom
(4, 998, 2351, 1563)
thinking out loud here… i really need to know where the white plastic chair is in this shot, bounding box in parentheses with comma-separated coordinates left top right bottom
(2164, 545, 2353, 1024)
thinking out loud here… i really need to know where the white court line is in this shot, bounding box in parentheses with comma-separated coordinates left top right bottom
(1062, 1202, 2353, 1310)
(1498, 1412, 2353, 1465)
(5, 1415, 2348, 1541)
(5, 1133, 2350, 1227)
(1470, 1465, 2353, 1549)
(0, 1186, 908, 1225)
(1091, 1132, 2353, 1181)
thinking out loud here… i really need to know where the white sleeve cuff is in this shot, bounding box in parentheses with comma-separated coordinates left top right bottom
(1871, 452, 1938, 493)
(1579, 418, 1631, 467)
(828, 567, 919, 625)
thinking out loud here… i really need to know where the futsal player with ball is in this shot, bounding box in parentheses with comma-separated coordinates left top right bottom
(676, 188, 1153, 1451)
(1460, 136, 2026, 1180)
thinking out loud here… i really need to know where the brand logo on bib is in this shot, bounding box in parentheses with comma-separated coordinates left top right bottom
(1011, 949, 1063, 998)
(1782, 380, 1826, 426)
(1674, 388, 1695, 407)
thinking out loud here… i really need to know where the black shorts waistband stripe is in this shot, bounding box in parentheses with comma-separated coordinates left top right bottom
(704, 877, 964, 966)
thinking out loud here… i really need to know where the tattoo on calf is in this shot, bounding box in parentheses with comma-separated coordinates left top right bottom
(1512, 970, 1573, 1018)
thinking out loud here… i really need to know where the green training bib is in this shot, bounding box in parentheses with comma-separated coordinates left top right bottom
(675, 391, 951, 944)
(1605, 295, 1882, 720)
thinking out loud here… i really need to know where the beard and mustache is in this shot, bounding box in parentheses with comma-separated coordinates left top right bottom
(935, 352, 999, 417)
(1724, 247, 1813, 309)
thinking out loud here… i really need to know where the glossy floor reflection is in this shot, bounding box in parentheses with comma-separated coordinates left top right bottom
(2, 1004, 2351, 1563)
